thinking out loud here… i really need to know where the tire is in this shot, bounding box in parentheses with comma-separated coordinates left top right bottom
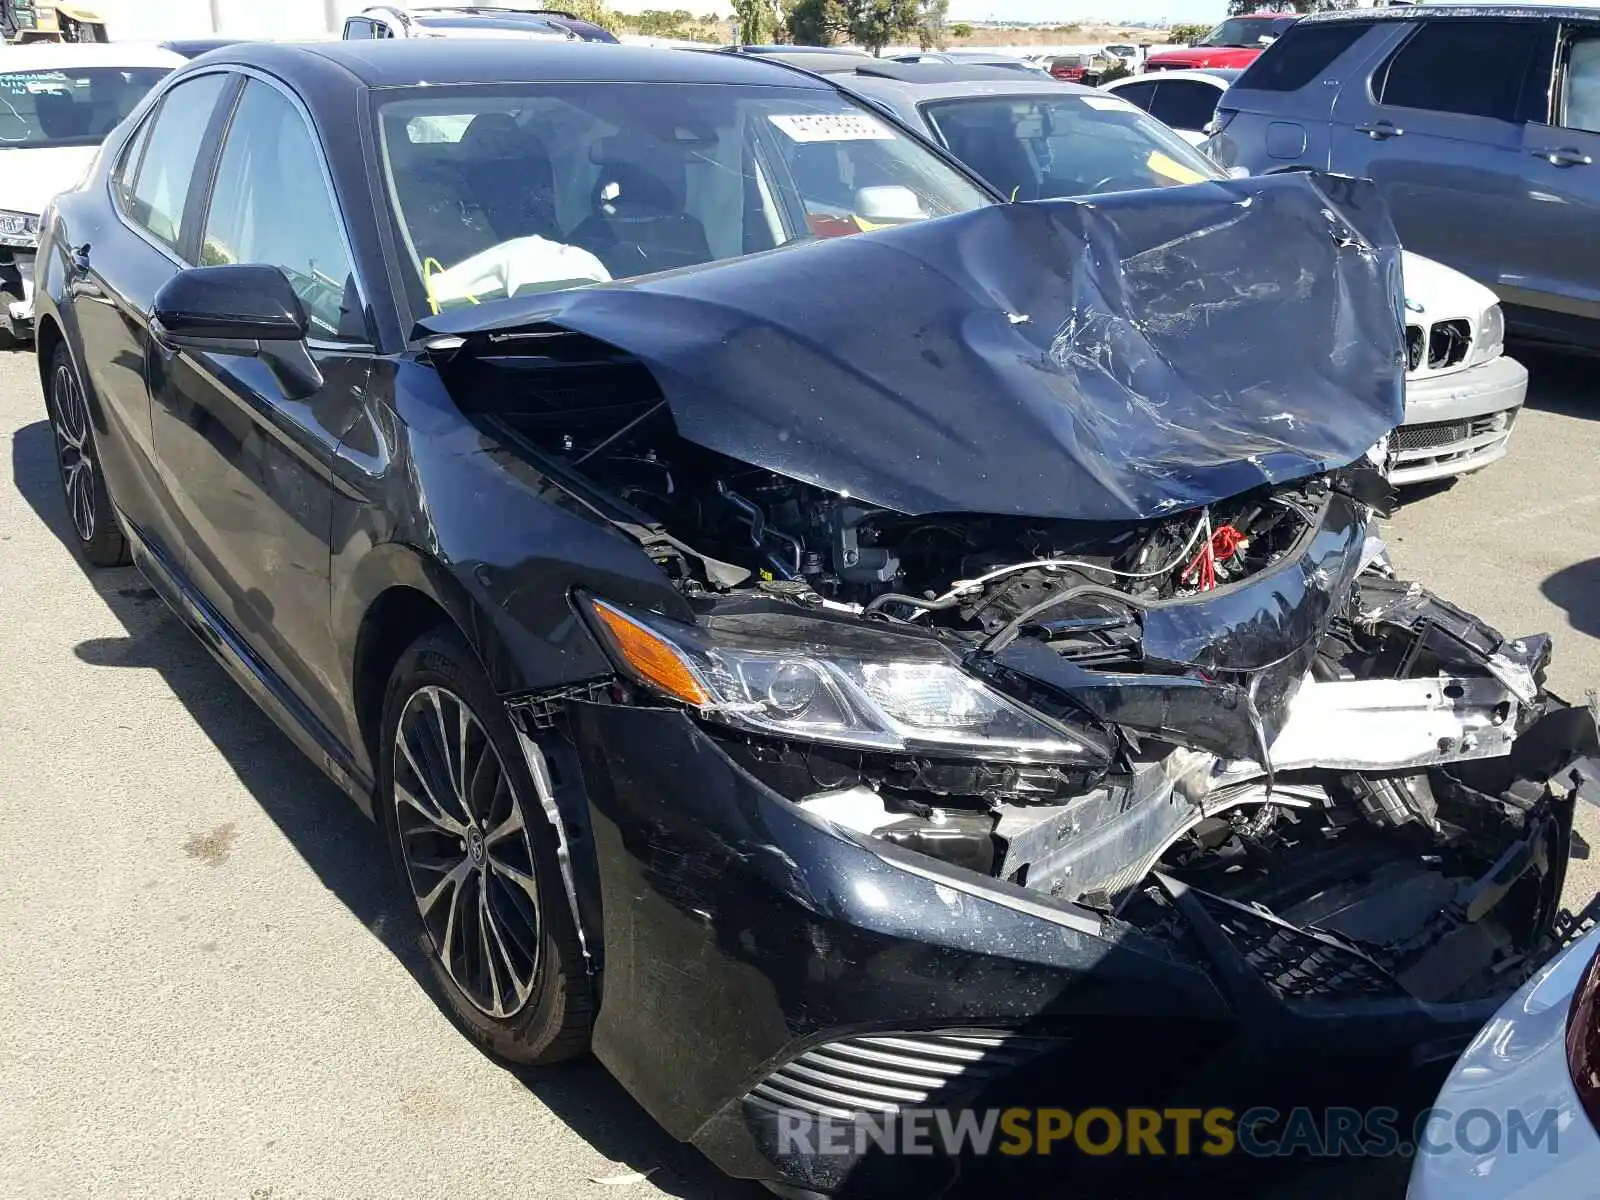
(378, 626, 592, 1064)
(45, 342, 128, 567)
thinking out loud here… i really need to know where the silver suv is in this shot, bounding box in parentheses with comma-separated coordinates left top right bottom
(1207, 5, 1600, 350)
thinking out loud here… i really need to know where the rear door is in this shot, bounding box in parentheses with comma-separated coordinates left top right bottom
(1514, 18, 1600, 337)
(79, 70, 233, 559)
(148, 74, 374, 741)
(1328, 17, 1546, 292)
(1208, 19, 1384, 171)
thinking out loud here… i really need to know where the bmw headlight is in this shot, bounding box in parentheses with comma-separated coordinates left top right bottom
(586, 598, 1097, 762)
(0, 209, 40, 249)
(1470, 302, 1505, 367)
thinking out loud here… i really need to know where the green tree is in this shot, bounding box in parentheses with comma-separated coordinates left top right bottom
(733, 0, 774, 43)
(1167, 22, 1210, 45)
(948, 21, 971, 38)
(785, 0, 848, 45)
(562, 0, 618, 32)
(848, 0, 920, 55)
(1227, 0, 1344, 13)
(915, 0, 948, 50)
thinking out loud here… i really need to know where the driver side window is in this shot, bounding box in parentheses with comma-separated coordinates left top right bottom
(200, 79, 365, 342)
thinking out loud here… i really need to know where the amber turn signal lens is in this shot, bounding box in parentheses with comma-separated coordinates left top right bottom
(591, 601, 710, 706)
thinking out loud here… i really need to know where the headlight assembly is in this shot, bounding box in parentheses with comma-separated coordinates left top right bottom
(0, 210, 40, 249)
(587, 598, 1100, 763)
(1470, 302, 1505, 367)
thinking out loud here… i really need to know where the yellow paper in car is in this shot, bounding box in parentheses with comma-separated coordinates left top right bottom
(1146, 150, 1208, 186)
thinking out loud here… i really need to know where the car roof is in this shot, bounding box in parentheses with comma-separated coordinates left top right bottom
(839, 70, 1096, 103)
(0, 42, 187, 71)
(1302, 2, 1598, 23)
(197, 39, 834, 90)
(779, 57, 1039, 83)
(1109, 68, 1239, 86)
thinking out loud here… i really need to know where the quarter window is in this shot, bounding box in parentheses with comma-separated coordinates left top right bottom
(201, 80, 363, 341)
(1376, 20, 1542, 122)
(122, 72, 228, 251)
(1236, 22, 1374, 92)
(1148, 80, 1222, 132)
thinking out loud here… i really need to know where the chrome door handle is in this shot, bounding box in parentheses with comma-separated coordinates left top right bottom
(1355, 121, 1404, 140)
(1533, 146, 1592, 167)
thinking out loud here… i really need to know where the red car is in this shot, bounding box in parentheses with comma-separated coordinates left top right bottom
(1045, 52, 1093, 82)
(1144, 14, 1298, 71)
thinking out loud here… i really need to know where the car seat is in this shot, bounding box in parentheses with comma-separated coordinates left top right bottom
(941, 116, 1039, 202)
(455, 111, 558, 242)
(568, 133, 712, 278)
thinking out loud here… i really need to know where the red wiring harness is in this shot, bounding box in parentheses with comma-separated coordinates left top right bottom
(1182, 524, 1249, 591)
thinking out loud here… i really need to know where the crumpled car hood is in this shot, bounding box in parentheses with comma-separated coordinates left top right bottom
(419, 171, 1406, 523)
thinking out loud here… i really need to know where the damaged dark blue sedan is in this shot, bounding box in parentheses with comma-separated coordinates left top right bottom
(32, 38, 1600, 1198)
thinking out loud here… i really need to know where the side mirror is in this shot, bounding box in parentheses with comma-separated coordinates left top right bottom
(153, 263, 308, 343)
(152, 264, 323, 400)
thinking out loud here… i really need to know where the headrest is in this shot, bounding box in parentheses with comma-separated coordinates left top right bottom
(588, 133, 690, 219)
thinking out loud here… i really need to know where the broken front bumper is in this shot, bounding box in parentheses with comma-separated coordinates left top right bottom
(564, 695, 1598, 1196)
(1392, 354, 1527, 485)
(1, 249, 36, 337)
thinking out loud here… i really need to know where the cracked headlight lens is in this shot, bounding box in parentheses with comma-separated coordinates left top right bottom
(587, 598, 1095, 762)
(1470, 302, 1505, 367)
(0, 209, 40, 249)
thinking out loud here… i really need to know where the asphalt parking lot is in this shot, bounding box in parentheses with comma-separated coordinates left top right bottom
(2, 342, 1598, 1200)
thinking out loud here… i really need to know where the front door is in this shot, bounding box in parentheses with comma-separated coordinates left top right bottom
(1513, 20, 1600, 338)
(149, 76, 373, 742)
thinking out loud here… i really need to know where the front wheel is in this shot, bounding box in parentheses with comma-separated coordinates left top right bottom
(45, 342, 128, 566)
(378, 627, 592, 1064)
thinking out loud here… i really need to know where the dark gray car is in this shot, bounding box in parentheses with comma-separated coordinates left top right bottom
(1206, 6, 1600, 349)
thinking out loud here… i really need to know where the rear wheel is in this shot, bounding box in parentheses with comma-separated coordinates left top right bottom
(378, 627, 592, 1064)
(45, 343, 128, 567)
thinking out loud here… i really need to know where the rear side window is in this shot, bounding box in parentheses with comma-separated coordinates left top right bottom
(121, 72, 228, 252)
(344, 17, 374, 38)
(1111, 79, 1158, 110)
(1237, 21, 1374, 91)
(1149, 80, 1222, 132)
(1376, 19, 1543, 121)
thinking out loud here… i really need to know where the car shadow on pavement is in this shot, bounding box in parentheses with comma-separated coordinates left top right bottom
(1544, 557, 1600, 639)
(8, 418, 759, 1200)
(1516, 345, 1600, 420)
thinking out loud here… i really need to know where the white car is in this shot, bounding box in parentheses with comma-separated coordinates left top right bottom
(1408, 923, 1600, 1199)
(0, 42, 181, 348)
(342, 5, 584, 41)
(1103, 67, 1526, 485)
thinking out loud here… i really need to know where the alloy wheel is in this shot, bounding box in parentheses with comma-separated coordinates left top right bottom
(392, 685, 542, 1019)
(52, 360, 96, 543)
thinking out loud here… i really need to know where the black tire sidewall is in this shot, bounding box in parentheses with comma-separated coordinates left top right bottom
(45, 342, 127, 567)
(377, 626, 590, 1064)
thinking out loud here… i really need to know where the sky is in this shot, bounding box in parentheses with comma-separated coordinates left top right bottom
(945, 0, 1228, 23)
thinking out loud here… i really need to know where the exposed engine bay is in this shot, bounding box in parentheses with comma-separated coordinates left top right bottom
(467, 368, 1598, 1014)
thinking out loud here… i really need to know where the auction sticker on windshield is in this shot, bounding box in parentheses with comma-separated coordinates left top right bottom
(769, 113, 895, 142)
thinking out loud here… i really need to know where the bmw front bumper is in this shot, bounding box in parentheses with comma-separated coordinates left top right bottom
(1391, 354, 1527, 486)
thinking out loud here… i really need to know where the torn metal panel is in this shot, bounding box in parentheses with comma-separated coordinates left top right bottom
(1258, 674, 1521, 772)
(419, 170, 1406, 522)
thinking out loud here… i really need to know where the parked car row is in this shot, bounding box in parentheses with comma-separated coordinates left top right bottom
(23, 30, 1600, 1200)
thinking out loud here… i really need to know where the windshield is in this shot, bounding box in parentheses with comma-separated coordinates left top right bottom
(922, 92, 1222, 203)
(1199, 16, 1296, 48)
(0, 66, 170, 148)
(376, 82, 991, 313)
